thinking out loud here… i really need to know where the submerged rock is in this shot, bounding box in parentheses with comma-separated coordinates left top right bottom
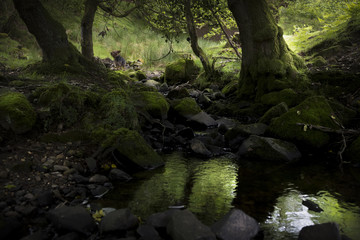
(190, 139, 212, 158)
(237, 135, 301, 162)
(302, 199, 324, 212)
(298, 222, 341, 240)
(166, 209, 216, 240)
(211, 209, 260, 240)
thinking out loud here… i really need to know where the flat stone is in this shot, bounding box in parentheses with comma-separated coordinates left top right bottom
(188, 111, 217, 128)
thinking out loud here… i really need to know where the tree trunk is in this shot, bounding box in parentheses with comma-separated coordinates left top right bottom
(227, 0, 306, 100)
(184, 0, 212, 77)
(81, 0, 99, 60)
(13, 0, 85, 67)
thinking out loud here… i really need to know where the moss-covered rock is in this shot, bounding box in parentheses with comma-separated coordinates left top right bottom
(268, 96, 339, 148)
(260, 88, 302, 107)
(132, 91, 170, 120)
(170, 97, 201, 118)
(259, 102, 288, 124)
(221, 80, 238, 97)
(167, 87, 190, 99)
(135, 70, 147, 81)
(100, 90, 139, 130)
(165, 59, 200, 85)
(311, 56, 327, 67)
(0, 92, 36, 134)
(225, 123, 268, 143)
(102, 128, 164, 169)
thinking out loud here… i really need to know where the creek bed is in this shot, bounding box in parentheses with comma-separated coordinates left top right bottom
(96, 152, 360, 239)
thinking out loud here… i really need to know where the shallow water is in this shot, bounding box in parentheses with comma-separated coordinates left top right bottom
(97, 152, 360, 239)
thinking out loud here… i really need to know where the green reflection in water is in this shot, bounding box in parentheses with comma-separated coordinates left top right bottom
(263, 187, 360, 240)
(188, 157, 238, 225)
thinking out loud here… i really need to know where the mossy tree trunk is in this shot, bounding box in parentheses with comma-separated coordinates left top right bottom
(184, 0, 213, 77)
(227, 0, 306, 100)
(13, 0, 94, 71)
(81, 0, 99, 60)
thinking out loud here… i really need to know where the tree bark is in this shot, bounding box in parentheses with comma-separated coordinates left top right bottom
(227, 0, 306, 100)
(81, 0, 99, 60)
(184, 0, 212, 77)
(13, 0, 81, 65)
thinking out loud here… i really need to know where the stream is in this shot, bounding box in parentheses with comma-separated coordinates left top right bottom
(96, 152, 360, 239)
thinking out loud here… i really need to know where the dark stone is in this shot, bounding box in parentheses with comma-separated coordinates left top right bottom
(302, 200, 324, 212)
(187, 111, 217, 129)
(167, 87, 190, 99)
(20, 230, 49, 240)
(216, 118, 239, 131)
(89, 174, 109, 183)
(109, 169, 132, 181)
(177, 127, 195, 139)
(90, 185, 109, 198)
(137, 225, 161, 240)
(54, 232, 80, 240)
(211, 209, 260, 240)
(85, 157, 97, 173)
(298, 222, 341, 240)
(100, 209, 138, 234)
(0, 217, 23, 240)
(47, 206, 96, 235)
(190, 139, 212, 158)
(147, 209, 180, 229)
(14, 205, 37, 216)
(36, 190, 54, 207)
(166, 209, 216, 240)
(237, 135, 302, 162)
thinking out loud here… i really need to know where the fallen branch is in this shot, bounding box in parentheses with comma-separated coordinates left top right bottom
(295, 123, 360, 135)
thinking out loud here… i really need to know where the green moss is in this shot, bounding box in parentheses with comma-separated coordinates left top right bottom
(260, 88, 302, 107)
(107, 71, 129, 87)
(167, 88, 190, 99)
(165, 59, 200, 85)
(100, 90, 139, 130)
(132, 91, 169, 120)
(135, 70, 147, 81)
(221, 80, 238, 97)
(268, 96, 339, 148)
(171, 97, 201, 118)
(9, 80, 26, 87)
(259, 102, 289, 124)
(0, 92, 36, 134)
(102, 128, 164, 169)
(311, 56, 327, 67)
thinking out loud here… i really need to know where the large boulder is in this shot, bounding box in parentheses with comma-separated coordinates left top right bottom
(165, 59, 200, 85)
(268, 96, 340, 148)
(100, 208, 138, 234)
(298, 222, 341, 240)
(187, 111, 217, 129)
(260, 88, 302, 107)
(211, 209, 260, 240)
(0, 92, 36, 134)
(132, 91, 170, 120)
(166, 209, 216, 240)
(237, 135, 301, 162)
(171, 97, 201, 119)
(47, 206, 96, 235)
(102, 128, 164, 169)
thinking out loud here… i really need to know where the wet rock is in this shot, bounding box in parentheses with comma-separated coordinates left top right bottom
(211, 209, 260, 240)
(100, 208, 138, 234)
(237, 135, 301, 162)
(53, 232, 80, 240)
(198, 93, 212, 107)
(177, 127, 195, 139)
(109, 169, 132, 181)
(302, 199, 324, 212)
(187, 111, 217, 129)
(85, 157, 97, 173)
(89, 174, 109, 184)
(147, 209, 180, 229)
(166, 209, 216, 240)
(137, 225, 161, 240)
(69, 174, 89, 184)
(53, 165, 70, 172)
(298, 222, 341, 240)
(20, 230, 49, 240)
(90, 185, 109, 198)
(36, 190, 54, 207)
(190, 139, 212, 158)
(216, 118, 239, 132)
(225, 123, 268, 141)
(47, 206, 96, 235)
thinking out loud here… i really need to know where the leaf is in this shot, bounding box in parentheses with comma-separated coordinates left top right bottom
(297, 110, 301, 115)
(92, 209, 105, 222)
(303, 125, 308, 132)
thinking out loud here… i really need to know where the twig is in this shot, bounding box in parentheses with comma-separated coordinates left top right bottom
(295, 123, 360, 135)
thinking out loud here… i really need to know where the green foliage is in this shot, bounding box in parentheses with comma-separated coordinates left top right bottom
(0, 91, 36, 134)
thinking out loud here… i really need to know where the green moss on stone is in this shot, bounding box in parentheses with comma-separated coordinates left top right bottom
(132, 91, 170, 120)
(0, 92, 36, 134)
(261, 88, 302, 107)
(268, 96, 339, 148)
(102, 128, 164, 169)
(311, 56, 327, 67)
(171, 97, 201, 118)
(165, 59, 200, 85)
(221, 80, 238, 97)
(135, 70, 147, 81)
(259, 102, 288, 124)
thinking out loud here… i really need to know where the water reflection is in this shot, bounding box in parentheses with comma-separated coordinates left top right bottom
(263, 187, 360, 240)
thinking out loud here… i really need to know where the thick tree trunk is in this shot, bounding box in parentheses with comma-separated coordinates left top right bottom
(13, 0, 84, 67)
(184, 0, 212, 77)
(227, 0, 306, 100)
(81, 0, 99, 60)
